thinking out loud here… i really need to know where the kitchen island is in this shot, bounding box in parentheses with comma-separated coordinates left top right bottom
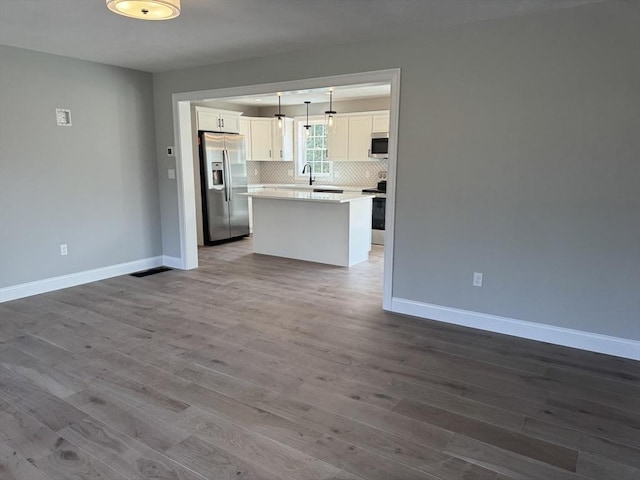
(243, 190, 373, 267)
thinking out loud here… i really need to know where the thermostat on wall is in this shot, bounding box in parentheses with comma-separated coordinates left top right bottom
(56, 108, 72, 126)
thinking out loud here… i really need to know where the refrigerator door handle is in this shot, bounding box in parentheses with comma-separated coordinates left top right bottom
(222, 149, 229, 202)
(226, 149, 233, 201)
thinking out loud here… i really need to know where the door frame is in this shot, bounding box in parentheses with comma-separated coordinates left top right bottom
(171, 68, 401, 310)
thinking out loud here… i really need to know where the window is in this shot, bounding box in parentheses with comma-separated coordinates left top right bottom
(296, 119, 332, 179)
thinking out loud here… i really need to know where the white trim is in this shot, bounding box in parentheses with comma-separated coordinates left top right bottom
(171, 69, 401, 311)
(173, 100, 199, 270)
(383, 69, 400, 311)
(0, 257, 164, 303)
(391, 297, 640, 360)
(162, 255, 183, 269)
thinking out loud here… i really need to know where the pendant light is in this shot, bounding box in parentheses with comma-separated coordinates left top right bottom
(274, 93, 285, 133)
(106, 0, 181, 20)
(304, 101, 311, 137)
(324, 89, 337, 135)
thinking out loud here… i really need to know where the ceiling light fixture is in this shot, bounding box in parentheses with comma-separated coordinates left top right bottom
(324, 89, 337, 135)
(304, 101, 311, 137)
(106, 0, 181, 20)
(274, 93, 285, 131)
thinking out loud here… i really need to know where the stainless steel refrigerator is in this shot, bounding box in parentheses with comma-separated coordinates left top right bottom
(199, 131, 250, 244)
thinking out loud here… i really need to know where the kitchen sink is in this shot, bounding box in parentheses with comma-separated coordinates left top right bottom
(313, 188, 343, 193)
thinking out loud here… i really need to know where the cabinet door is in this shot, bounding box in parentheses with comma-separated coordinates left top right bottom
(372, 113, 389, 133)
(272, 117, 294, 161)
(251, 119, 273, 160)
(239, 118, 252, 161)
(326, 116, 349, 161)
(197, 110, 221, 131)
(348, 116, 373, 161)
(219, 112, 240, 133)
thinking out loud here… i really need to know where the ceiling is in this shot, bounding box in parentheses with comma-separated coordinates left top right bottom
(0, 0, 602, 73)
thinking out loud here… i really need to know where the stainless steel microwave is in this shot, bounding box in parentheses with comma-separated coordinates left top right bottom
(370, 132, 389, 159)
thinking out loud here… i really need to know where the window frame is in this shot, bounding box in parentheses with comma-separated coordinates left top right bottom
(294, 116, 333, 181)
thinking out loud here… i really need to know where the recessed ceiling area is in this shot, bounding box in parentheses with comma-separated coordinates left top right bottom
(215, 84, 391, 107)
(0, 0, 603, 72)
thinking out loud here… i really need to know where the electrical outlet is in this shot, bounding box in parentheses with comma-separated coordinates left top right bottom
(168, 169, 176, 179)
(254, 168, 258, 176)
(60, 244, 68, 256)
(334, 171, 340, 178)
(473, 272, 483, 287)
(287, 169, 293, 177)
(365, 171, 371, 179)
(167, 146, 175, 156)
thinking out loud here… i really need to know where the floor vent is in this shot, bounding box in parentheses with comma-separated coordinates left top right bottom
(130, 266, 172, 278)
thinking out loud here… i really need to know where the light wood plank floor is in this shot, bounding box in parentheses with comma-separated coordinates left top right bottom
(1, 238, 638, 480)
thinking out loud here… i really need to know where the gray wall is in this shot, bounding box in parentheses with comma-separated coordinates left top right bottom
(152, 1, 639, 340)
(0, 46, 162, 287)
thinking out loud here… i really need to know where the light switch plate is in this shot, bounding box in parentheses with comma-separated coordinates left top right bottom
(168, 169, 176, 179)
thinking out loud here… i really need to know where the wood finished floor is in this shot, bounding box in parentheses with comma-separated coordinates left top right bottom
(1, 238, 639, 480)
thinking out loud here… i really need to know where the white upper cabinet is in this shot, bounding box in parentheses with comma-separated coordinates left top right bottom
(326, 110, 389, 161)
(372, 113, 390, 133)
(250, 118, 274, 160)
(348, 116, 373, 161)
(272, 117, 294, 161)
(246, 117, 294, 162)
(239, 118, 252, 161)
(195, 106, 241, 133)
(326, 116, 349, 161)
(218, 111, 240, 133)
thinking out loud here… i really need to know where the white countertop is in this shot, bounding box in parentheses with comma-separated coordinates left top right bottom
(242, 190, 373, 204)
(248, 183, 366, 193)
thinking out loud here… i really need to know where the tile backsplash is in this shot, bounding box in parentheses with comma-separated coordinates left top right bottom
(248, 160, 387, 187)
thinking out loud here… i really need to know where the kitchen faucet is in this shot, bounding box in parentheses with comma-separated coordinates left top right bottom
(302, 163, 315, 185)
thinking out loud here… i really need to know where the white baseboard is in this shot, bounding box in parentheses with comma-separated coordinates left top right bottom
(162, 255, 183, 269)
(391, 297, 640, 361)
(0, 256, 164, 303)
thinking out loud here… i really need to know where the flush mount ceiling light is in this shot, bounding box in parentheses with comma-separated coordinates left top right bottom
(106, 0, 181, 20)
(324, 89, 337, 135)
(274, 93, 285, 132)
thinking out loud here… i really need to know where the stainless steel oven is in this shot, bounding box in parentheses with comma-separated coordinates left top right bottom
(363, 181, 386, 245)
(371, 196, 386, 245)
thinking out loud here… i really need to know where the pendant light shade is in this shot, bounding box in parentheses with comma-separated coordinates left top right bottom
(324, 89, 337, 135)
(274, 93, 285, 133)
(106, 0, 181, 20)
(304, 101, 311, 137)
